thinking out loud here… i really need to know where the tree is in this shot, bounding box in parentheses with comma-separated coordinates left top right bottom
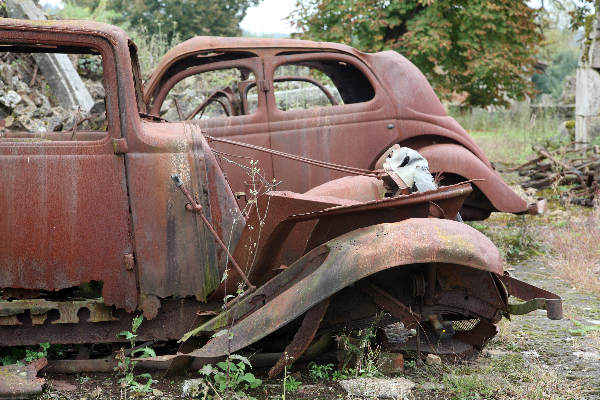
(63, 0, 259, 41)
(110, 0, 259, 40)
(292, 0, 541, 107)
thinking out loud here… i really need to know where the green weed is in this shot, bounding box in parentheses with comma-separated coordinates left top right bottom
(114, 315, 156, 394)
(308, 362, 334, 382)
(198, 355, 262, 399)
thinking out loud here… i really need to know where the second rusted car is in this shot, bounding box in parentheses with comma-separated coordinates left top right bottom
(144, 37, 538, 220)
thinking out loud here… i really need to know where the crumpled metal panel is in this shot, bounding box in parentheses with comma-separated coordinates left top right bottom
(0, 358, 46, 399)
(177, 218, 503, 359)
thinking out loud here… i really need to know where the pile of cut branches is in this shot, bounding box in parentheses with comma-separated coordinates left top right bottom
(511, 143, 600, 207)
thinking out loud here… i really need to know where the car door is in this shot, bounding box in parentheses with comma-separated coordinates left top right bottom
(0, 33, 137, 312)
(264, 51, 398, 192)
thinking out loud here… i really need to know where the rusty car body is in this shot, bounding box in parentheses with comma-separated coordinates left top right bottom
(144, 37, 537, 221)
(0, 19, 560, 374)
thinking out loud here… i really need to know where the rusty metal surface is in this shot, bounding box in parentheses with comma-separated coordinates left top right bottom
(268, 299, 329, 377)
(500, 274, 563, 320)
(0, 299, 218, 346)
(418, 143, 529, 214)
(0, 358, 46, 400)
(356, 281, 420, 329)
(0, 19, 138, 312)
(213, 182, 472, 297)
(171, 218, 504, 359)
(0, 19, 561, 367)
(0, 299, 116, 326)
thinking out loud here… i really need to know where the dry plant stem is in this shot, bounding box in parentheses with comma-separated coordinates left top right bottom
(206, 380, 224, 400)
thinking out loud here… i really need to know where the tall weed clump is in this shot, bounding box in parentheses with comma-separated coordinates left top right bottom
(544, 209, 600, 295)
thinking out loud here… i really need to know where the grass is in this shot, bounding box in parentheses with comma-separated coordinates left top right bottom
(450, 102, 564, 165)
(409, 352, 579, 400)
(542, 207, 600, 295)
(468, 213, 545, 264)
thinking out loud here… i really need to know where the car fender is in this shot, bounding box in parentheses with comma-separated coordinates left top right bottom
(418, 143, 529, 214)
(178, 218, 503, 358)
(366, 50, 492, 168)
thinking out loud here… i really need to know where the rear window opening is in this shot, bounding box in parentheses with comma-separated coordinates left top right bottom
(273, 59, 375, 112)
(159, 67, 258, 121)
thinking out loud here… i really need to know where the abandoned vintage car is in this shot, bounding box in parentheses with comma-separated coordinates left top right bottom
(0, 19, 561, 375)
(144, 36, 540, 221)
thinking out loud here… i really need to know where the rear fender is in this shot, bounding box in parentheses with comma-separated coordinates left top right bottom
(418, 143, 529, 214)
(180, 218, 503, 358)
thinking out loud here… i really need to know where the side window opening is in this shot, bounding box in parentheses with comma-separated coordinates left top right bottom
(0, 47, 108, 142)
(273, 59, 375, 112)
(160, 67, 257, 121)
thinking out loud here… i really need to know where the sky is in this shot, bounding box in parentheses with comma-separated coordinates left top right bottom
(240, 0, 296, 35)
(40, 0, 297, 35)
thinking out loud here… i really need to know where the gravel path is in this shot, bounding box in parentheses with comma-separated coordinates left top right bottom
(503, 257, 600, 398)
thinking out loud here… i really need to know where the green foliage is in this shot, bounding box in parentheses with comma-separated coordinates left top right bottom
(115, 315, 156, 394)
(467, 216, 543, 263)
(108, 0, 259, 42)
(0, 343, 50, 366)
(533, 51, 577, 99)
(199, 355, 262, 398)
(283, 376, 302, 393)
(24, 342, 50, 363)
(293, 0, 540, 107)
(118, 314, 143, 348)
(57, 0, 120, 23)
(308, 362, 333, 382)
(335, 323, 382, 379)
(451, 102, 562, 165)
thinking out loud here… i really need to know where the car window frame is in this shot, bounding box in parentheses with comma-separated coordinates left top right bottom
(264, 52, 383, 122)
(147, 57, 266, 125)
(0, 32, 120, 147)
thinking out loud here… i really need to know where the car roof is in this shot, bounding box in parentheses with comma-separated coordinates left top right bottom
(0, 18, 131, 43)
(144, 36, 369, 101)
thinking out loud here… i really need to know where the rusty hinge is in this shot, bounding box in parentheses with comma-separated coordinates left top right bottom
(258, 79, 271, 92)
(113, 138, 128, 155)
(123, 253, 135, 271)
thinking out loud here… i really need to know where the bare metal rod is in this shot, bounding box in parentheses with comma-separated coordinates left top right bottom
(205, 135, 379, 177)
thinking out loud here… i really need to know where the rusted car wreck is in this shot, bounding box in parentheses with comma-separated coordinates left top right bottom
(0, 19, 560, 376)
(144, 36, 541, 221)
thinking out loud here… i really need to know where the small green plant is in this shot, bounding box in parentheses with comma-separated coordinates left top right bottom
(199, 354, 262, 398)
(24, 342, 49, 363)
(280, 353, 302, 399)
(309, 362, 333, 382)
(569, 319, 600, 336)
(284, 376, 302, 393)
(114, 315, 156, 393)
(336, 321, 382, 379)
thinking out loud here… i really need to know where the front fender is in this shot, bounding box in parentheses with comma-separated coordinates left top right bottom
(418, 143, 529, 213)
(180, 218, 502, 358)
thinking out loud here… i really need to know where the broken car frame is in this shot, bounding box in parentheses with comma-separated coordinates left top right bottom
(0, 20, 560, 376)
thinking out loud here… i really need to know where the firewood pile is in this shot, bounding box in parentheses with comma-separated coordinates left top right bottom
(511, 144, 600, 207)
